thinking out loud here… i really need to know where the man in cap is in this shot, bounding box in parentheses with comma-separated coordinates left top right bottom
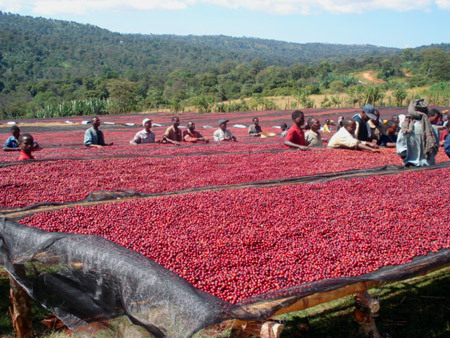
(130, 118, 156, 145)
(214, 119, 237, 142)
(352, 104, 378, 142)
(163, 116, 182, 145)
(183, 122, 209, 143)
(367, 109, 385, 143)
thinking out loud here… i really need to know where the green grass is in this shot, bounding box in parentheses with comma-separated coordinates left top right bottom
(0, 267, 449, 337)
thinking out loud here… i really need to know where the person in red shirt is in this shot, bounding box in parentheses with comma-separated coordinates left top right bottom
(18, 133, 37, 161)
(183, 122, 209, 143)
(284, 110, 309, 150)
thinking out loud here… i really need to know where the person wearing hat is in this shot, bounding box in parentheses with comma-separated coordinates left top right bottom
(163, 116, 182, 145)
(352, 104, 378, 142)
(130, 118, 156, 145)
(214, 119, 237, 142)
(396, 99, 439, 166)
(183, 122, 209, 143)
(367, 109, 385, 143)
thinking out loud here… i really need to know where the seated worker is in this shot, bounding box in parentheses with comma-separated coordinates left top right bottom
(396, 99, 439, 166)
(183, 122, 209, 143)
(378, 120, 398, 147)
(305, 118, 323, 147)
(214, 119, 237, 142)
(163, 116, 182, 145)
(337, 116, 344, 130)
(248, 117, 262, 137)
(428, 108, 442, 126)
(321, 119, 334, 133)
(280, 122, 288, 138)
(352, 105, 377, 142)
(130, 118, 156, 145)
(367, 109, 385, 143)
(284, 110, 308, 150)
(84, 117, 113, 148)
(3, 126, 40, 152)
(444, 123, 450, 158)
(440, 120, 449, 147)
(18, 133, 38, 161)
(328, 119, 380, 153)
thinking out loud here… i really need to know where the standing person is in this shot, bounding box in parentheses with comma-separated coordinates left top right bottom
(352, 105, 377, 142)
(284, 110, 308, 150)
(183, 122, 209, 143)
(280, 123, 288, 138)
(17, 134, 37, 160)
(3, 126, 40, 151)
(327, 119, 380, 153)
(248, 117, 262, 137)
(396, 99, 439, 166)
(163, 116, 182, 145)
(305, 118, 323, 147)
(84, 117, 113, 148)
(214, 119, 237, 142)
(130, 118, 156, 145)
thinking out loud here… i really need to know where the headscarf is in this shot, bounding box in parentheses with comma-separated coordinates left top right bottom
(401, 99, 438, 159)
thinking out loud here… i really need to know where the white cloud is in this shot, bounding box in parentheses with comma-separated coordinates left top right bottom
(1, 0, 448, 15)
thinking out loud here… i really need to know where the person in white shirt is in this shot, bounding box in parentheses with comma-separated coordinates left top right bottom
(214, 119, 237, 142)
(328, 119, 379, 153)
(130, 118, 156, 145)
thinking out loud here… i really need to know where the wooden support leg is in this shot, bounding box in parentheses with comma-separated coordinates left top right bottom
(9, 273, 33, 338)
(230, 320, 284, 338)
(354, 291, 381, 338)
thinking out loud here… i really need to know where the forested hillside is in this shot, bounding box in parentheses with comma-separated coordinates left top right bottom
(0, 11, 449, 119)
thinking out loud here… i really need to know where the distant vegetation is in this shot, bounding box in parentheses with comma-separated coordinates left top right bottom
(0, 11, 449, 119)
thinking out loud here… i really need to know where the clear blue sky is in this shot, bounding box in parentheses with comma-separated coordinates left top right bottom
(1, 1, 449, 48)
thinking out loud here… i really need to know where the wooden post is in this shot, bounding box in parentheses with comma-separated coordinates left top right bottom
(230, 321, 284, 338)
(354, 291, 381, 338)
(9, 273, 33, 338)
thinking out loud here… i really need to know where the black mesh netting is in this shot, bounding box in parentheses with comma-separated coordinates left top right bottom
(1, 219, 449, 337)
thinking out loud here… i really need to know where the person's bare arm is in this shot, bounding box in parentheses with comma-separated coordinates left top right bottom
(284, 140, 309, 150)
(357, 142, 380, 152)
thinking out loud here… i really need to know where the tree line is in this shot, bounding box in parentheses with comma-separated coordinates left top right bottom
(0, 12, 449, 119)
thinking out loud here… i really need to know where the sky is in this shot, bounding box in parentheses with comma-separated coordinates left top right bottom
(1, 0, 449, 48)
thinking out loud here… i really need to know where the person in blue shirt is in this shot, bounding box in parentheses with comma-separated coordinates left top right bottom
(3, 126, 40, 152)
(444, 123, 450, 158)
(378, 120, 398, 147)
(84, 117, 113, 148)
